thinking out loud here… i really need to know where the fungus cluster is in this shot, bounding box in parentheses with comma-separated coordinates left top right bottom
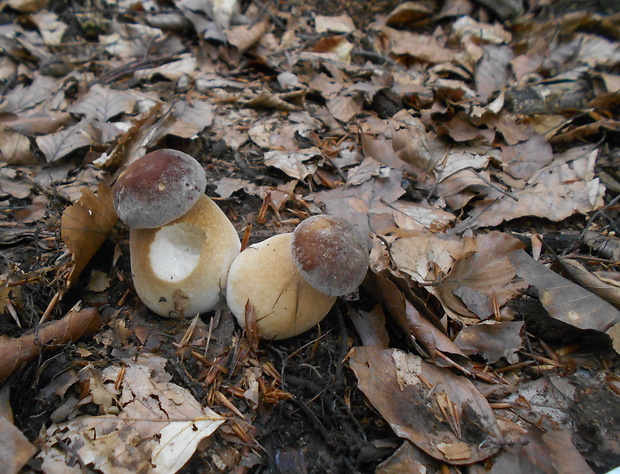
(113, 149, 369, 338)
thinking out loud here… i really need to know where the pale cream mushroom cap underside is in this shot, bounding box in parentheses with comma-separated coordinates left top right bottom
(226, 233, 337, 340)
(130, 194, 241, 318)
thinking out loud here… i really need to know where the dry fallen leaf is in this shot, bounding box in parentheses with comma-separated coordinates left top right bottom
(61, 183, 118, 286)
(453, 321, 524, 363)
(35, 120, 94, 163)
(349, 346, 503, 464)
(559, 258, 620, 309)
(68, 84, 136, 122)
(487, 427, 594, 474)
(39, 354, 225, 474)
(0, 416, 37, 474)
(435, 232, 526, 321)
(509, 249, 620, 332)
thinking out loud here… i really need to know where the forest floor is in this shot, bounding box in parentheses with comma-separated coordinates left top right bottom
(1, 0, 620, 473)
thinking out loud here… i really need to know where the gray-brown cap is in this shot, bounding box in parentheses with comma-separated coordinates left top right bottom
(291, 215, 369, 296)
(113, 149, 207, 229)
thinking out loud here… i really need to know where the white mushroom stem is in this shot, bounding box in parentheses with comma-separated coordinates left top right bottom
(130, 195, 240, 318)
(226, 233, 337, 340)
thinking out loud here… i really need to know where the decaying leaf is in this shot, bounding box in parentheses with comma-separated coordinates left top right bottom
(349, 346, 502, 464)
(61, 183, 118, 286)
(38, 354, 225, 474)
(264, 148, 320, 180)
(509, 249, 620, 332)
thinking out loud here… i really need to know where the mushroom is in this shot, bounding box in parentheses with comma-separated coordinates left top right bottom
(113, 149, 240, 318)
(226, 215, 369, 339)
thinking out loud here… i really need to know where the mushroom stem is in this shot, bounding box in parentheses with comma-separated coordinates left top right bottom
(226, 233, 337, 340)
(131, 195, 240, 318)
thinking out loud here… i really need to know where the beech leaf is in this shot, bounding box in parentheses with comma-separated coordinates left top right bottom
(509, 249, 620, 332)
(349, 346, 503, 464)
(61, 183, 118, 286)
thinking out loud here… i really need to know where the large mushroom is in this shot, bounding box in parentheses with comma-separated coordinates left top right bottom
(113, 149, 240, 318)
(226, 215, 369, 339)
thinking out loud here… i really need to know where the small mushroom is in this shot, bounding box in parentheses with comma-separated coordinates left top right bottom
(226, 215, 369, 339)
(114, 149, 240, 318)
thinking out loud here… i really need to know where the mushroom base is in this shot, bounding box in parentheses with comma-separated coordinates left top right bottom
(130, 195, 240, 318)
(226, 233, 337, 340)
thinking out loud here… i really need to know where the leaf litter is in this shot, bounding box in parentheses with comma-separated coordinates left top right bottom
(0, 0, 619, 472)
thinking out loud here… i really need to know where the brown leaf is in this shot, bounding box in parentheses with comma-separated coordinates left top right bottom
(227, 21, 269, 54)
(380, 27, 455, 64)
(39, 354, 225, 473)
(560, 258, 620, 309)
(453, 321, 524, 363)
(488, 427, 594, 474)
(0, 417, 37, 474)
(68, 84, 136, 122)
(436, 232, 526, 320)
(509, 249, 620, 332)
(454, 146, 605, 231)
(364, 272, 469, 366)
(475, 45, 514, 102)
(315, 14, 356, 34)
(61, 183, 118, 286)
(388, 110, 435, 170)
(348, 305, 390, 348)
(500, 134, 553, 180)
(349, 346, 503, 464)
(0, 307, 103, 383)
(0, 75, 60, 115)
(0, 131, 38, 165)
(35, 120, 93, 162)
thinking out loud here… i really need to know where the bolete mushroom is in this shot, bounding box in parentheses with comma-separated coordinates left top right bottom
(226, 215, 369, 339)
(113, 149, 240, 318)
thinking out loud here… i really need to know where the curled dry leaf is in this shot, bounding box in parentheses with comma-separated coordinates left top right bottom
(227, 20, 269, 54)
(349, 346, 503, 464)
(61, 183, 118, 286)
(315, 14, 356, 34)
(0, 307, 103, 383)
(509, 249, 620, 332)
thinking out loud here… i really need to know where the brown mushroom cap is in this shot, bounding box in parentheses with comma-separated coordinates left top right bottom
(113, 149, 207, 229)
(226, 233, 336, 339)
(291, 215, 369, 296)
